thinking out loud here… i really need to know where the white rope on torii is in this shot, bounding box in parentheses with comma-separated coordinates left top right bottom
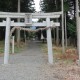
(10, 26, 55, 52)
(10, 26, 55, 37)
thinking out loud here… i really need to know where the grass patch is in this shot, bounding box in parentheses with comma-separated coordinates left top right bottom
(10, 42, 26, 53)
(0, 41, 5, 54)
(0, 41, 26, 55)
(41, 43, 78, 64)
(41, 43, 48, 53)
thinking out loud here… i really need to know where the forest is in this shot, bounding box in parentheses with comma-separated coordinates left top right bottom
(0, 0, 78, 47)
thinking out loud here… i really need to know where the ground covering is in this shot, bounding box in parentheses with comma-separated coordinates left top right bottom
(0, 41, 80, 80)
(41, 43, 78, 63)
(0, 41, 26, 57)
(41, 43, 80, 80)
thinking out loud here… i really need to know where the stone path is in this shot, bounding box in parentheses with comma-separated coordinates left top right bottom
(0, 41, 59, 80)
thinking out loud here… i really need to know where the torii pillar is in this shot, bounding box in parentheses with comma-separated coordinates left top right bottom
(4, 17, 11, 64)
(46, 17, 53, 64)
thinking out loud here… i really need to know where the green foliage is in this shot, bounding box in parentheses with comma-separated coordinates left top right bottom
(40, 0, 77, 45)
(0, 0, 35, 40)
(67, 19, 76, 38)
(0, 0, 35, 12)
(21, 0, 35, 12)
(40, 0, 61, 12)
(0, 41, 26, 54)
(64, 0, 70, 12)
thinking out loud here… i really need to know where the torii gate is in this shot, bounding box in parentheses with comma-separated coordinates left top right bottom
(0, 12, 62, 64)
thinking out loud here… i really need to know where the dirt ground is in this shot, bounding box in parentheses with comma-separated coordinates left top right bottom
(44, 62, 80, 80)
(42, 44, 80, 80)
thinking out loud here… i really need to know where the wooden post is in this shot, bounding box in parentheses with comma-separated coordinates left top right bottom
(61, 0, 65, 53)
(54, 29, 56, 44)
(46, 17, 53, 64)
(24, 34, 27, 45)
(17, 28, 20, 44)
(24, 30, 27, 45)
(18, 0, 20, 12)
(12, 36, 14, 54)
(76, 0, 80, 60)
(65, 12, 67, 48)
(56, 0, 59, 46)
(4, 17, 11, 64)
(56, 19, 59, 46)
(17, 0, 20, 44)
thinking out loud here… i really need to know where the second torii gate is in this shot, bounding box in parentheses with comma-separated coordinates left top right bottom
(0, 12, 61, 64)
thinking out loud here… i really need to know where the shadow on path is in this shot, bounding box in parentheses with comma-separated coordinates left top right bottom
(9, 40, 47, 64)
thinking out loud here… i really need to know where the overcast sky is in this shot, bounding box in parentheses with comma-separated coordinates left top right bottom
(34, 0, 41, 11)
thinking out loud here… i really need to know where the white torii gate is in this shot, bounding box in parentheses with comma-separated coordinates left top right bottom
(0, 12, 61, 64)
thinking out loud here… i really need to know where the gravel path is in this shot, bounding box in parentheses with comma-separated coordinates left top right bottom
(1, 41, 79, 80)
(0, 40, 59, 80)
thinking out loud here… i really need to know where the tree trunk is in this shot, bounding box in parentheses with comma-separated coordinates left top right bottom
(65, 12, 67, 48)
(16, 0, 20, 44)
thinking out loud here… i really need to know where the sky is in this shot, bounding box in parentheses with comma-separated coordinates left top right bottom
(32, 0, 41, 22)
(34, 0, 41, 12)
